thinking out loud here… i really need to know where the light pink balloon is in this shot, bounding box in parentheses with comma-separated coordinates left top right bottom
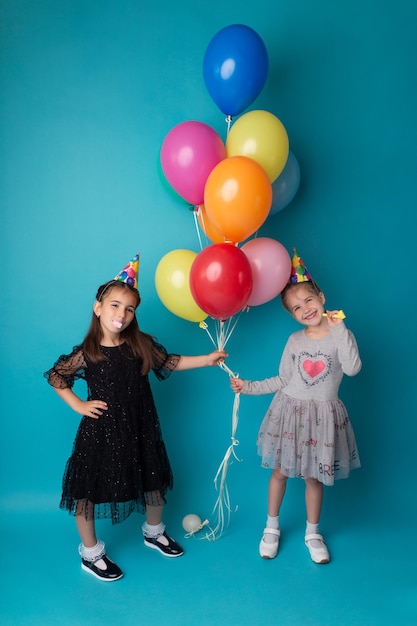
(160, 121, 226, 206)
(241, 237, 291, 306)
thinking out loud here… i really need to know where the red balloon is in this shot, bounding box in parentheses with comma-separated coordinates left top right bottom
(190, 243, 253, 320)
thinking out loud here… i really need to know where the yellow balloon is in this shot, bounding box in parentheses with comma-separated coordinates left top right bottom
(226, 110, 289, 182)
(155, 249, 207, 323)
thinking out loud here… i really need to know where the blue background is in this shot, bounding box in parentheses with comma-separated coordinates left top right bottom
(1, 1, 415, 624)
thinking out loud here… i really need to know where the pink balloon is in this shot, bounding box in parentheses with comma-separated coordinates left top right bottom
(241, 237, 291, 306)
(160, 121, 226, 206)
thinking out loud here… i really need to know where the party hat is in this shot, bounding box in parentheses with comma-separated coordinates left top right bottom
(289, 248, 312, 283)
(114, 252, 140, 289)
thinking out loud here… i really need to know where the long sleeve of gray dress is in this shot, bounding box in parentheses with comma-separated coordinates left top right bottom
(242, 323, 361, 401)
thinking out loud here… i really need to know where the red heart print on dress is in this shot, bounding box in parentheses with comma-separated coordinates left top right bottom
(303, 360, 326, 378)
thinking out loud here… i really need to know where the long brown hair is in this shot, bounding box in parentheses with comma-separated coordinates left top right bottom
(82, 280, 155, 374)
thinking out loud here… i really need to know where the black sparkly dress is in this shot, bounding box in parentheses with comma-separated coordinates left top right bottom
(44, 341, 180, 524)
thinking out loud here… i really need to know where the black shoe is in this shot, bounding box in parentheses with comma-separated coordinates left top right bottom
(144, 531, 184, 558)
(81, 554, 124, 581)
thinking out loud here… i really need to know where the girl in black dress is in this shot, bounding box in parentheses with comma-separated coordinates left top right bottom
(45, 276, 226, 581)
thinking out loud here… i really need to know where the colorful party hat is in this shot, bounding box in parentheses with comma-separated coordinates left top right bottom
(289, 248, 312, 283)
(114, 252, 140, 289)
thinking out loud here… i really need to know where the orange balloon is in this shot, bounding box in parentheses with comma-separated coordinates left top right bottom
(196, 204, 225, 244)
(204, 156, 272, 243)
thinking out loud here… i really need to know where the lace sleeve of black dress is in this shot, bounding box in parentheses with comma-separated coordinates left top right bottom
(43, 346, 87, 389)
(151, 340, 180, 381)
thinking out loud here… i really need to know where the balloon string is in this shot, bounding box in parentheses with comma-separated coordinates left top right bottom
(217, 360, 236, 378)
(199, 317, 243, 540)
(216, 319, 233, 350)
(225, 115, 232, 137)
(216, 320, 226, 350)
(215, 309, 247, 350)
(199, 321, 217, 348)
(207, 382, 241, 540)
(199, 316, 240, 351)
(221, 311, 245, 349)
(200, 313, 248, 358)
(192, 207, 205, 251)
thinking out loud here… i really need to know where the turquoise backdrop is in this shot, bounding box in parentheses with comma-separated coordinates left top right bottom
(1, 1, 415, 624)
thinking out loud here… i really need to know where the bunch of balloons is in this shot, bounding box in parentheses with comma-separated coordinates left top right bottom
(157, 24, 300, 324)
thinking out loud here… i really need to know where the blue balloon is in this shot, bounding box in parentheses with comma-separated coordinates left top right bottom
(269, 151, 301, 216)
(203, 24, 269, 117)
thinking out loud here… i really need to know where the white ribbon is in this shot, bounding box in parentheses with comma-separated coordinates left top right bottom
(196, 316, 246, 540)
(207, 385, 241, 540)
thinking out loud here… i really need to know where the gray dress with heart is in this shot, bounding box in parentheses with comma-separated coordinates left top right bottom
(242, 323, 361, 486)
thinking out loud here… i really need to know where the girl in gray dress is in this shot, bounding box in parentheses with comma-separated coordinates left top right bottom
(231, 251, 361, 564)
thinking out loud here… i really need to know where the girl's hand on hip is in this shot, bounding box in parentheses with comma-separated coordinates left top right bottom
(75, 399, 108, 419)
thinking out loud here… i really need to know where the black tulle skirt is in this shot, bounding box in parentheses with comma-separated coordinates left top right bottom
(45, 343, 177, 525)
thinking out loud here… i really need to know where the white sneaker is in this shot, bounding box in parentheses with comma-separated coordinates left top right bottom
(259, 528, 280, 559)
(304, 533, 330, 564)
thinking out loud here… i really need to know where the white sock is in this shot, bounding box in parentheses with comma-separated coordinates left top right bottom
(142, 521, 165, 539)
(305, 521, 323, 548)
(78, 541, 105, 563)
(264, 515, 279, 544)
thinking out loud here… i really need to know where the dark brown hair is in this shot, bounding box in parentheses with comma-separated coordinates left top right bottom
(82, 280, 155, 374)
(280, 280, 322, 312)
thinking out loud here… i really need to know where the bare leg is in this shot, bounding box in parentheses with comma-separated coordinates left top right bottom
(145, 504, 163, 525)
(304, 477, 323, 524)
(76, 516, 97, 548)
(259, 469, 288, 558)
(268, 468, 288, 516)
(75, 500, 97, 548)
(304, 478, 329, 563)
